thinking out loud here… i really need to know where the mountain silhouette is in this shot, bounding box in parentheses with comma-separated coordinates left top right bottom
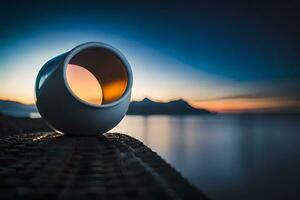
(127, 98, 212, 115)
(0, 100, 37, 117)
(0, 98, 212, 117)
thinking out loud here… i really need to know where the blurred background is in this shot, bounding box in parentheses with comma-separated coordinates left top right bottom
(0, 0, 300, 199)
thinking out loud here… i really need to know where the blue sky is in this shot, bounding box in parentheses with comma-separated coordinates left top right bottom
(0, 1, 299, 112)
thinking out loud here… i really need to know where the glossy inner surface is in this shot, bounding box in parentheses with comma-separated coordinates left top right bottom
(66, 47, 128, 105)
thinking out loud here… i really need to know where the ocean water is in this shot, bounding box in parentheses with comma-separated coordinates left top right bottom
(112, 115, 300, 199)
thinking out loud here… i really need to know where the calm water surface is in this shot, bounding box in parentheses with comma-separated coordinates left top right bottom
(112, 115, 300, 199)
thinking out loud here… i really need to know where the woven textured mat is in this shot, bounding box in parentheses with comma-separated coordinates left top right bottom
(0, 132, 208, 200)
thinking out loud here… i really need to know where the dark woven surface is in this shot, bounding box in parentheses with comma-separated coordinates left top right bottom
(0, 132, 208, 200)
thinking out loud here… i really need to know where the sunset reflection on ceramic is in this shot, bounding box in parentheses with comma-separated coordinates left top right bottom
(66, 64, 103, 105)
(66, 63, 127, 105)
(102, 79, 127, 103)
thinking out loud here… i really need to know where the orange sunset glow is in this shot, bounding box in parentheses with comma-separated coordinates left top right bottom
(101, 80, 127, 103)
(65, 64, 128, 105)
(66, 64, 103, 105)
(191, 98, 300, 113)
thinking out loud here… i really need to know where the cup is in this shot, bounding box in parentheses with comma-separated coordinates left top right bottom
(35, 42, 133, 136)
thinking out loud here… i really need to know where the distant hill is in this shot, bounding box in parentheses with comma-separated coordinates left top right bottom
(0, 98, 212, 117)
(0, 100, 38, 118)
(0, 113, 50, 136)
(127, 98, 212, 115)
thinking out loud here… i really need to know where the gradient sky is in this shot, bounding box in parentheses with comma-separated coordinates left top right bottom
(0, 0, 300, 112)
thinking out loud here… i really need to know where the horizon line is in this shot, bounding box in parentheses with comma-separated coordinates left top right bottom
(1, 97, 300, 114)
